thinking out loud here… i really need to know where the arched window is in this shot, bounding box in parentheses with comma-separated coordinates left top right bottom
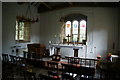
(65, 21, 71, 39)
(72, 20, 79, 42)
(61, 14, 87, 44)
(80, 20, 86, 42)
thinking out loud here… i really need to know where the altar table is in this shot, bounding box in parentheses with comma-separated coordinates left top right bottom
(49, 44, 85, 57)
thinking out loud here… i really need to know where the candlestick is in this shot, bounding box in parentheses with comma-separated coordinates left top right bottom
(59, 34, 61, 44)
(54, 35, 57, 44)
(49, 41, 51, 44)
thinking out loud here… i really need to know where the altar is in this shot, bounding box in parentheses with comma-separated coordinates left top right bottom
(49, 44, 87, 57)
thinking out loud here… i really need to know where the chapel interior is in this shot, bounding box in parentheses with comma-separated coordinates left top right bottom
(1, 2, 120, 80)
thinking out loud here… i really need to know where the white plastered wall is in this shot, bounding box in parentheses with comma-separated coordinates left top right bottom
(39, 7, 119, 59)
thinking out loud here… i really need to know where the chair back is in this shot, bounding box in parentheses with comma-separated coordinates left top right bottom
(39, 74, 49, 80)
(47, 61, 60, 80)
(23, 51, 28, 58)
(80, 66, 95, 80)
(47, 61, 59, 72)
(61, 63, 75, 73)
(16, 57, 26, 65)
(2, 54, 9, 62)
(79, 58, 99, 68)
(9, 55, 16, 64)
(61, 63, 76, 80)
(52, 55, 61, 61)
(65, 56, 80, 64)
(24, 71, 36, 80)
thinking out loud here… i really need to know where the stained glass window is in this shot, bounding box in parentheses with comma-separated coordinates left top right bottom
(65, 21, 71, 41)
(72, 20, 78, 42)
(80, 20, 86, 42)
(64, 19, 87, 44)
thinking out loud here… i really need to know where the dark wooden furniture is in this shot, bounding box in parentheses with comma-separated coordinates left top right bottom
(47, 61, 60, 80)
(26, 58, 44, 68)
(2, 54, 9, 62)
(65, 56, 99, 67)
(39, 74, 49, 80)
(61, 63, 76, 80)
(24, 71, 36, 80)
(39, 74, 60, 80)
(73, 48, 79, 57)
(52, 55, 61, 61)
(80, 58, 99, 68)
(2, 62, 15, 79)
(27, 43, 49, 58)
(65, 56, 80, 64)
(23, 51, 29, 58)
(79, 66, 95, 80)
(9, 55, 17, 64)
(99, 61, 120, 80)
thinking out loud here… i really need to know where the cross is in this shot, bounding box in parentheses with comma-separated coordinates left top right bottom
(66, 34, 71, 45)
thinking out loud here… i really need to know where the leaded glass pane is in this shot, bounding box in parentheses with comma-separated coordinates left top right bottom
(65, 21, 71, 39)
(73, 20, 78, 34)
(15, 21, 18, 40)
(16, 21, 18, 30)
(19, 22, 24, 30)
(72, 20, 78, 42)
(73, 34, 78, 42)
(19, 30, 24, 40)
(80, 20, 86, 42)
(15, 31, 18, 40)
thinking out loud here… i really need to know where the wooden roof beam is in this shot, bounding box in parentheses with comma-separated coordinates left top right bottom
(42, 2, 52, 10)
(31, 2, 34, 5)
(68, 2, 73, 6)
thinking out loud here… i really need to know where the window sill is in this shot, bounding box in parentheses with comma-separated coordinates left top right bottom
(63, 42, 85, 45)
(15, 40, 30, 43)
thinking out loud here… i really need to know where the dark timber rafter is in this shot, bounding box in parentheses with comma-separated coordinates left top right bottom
(68, 2, 73, 6)
(37, 2, 120, 13)
(42, 2, 52, 10)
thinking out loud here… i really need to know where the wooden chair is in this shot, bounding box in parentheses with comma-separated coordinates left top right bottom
(47, 61, 60, 80)
(2, 54, 9, 62)
(2, 54, 15, 79)
(52, 55, 61, 61)
(16, 57, 26, 75)
(39, 74, 49, 80)
(65, 56, 80, 64)
(99, 62, 118, 80)
(61, 63, 76, 80)
(2, 62, 15, 79)
(16, 56, 24, 63)
(27, 52, 32, 59)
(79, 66, 95, 80)
(23, 51, 29, 59)
(24, 71, 36, 80)
(16, 56, 22, 60)
(9, 55, 20, 76)
(9, 55, 16, 64)
(80, 58, 98, 68)
(39, 74, 60, 80)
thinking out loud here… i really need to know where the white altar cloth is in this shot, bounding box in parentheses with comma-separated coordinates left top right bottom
(49, 44, 84, 56)
(50, 44, 83, 49)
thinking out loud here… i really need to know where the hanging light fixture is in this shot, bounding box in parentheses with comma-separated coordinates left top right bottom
(19, 3, 38, 23)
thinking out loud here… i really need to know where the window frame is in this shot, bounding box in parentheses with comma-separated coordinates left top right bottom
(63, 19, 87, 44)
(15, 16, 31, 43)
(61, 14, 87, 44)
